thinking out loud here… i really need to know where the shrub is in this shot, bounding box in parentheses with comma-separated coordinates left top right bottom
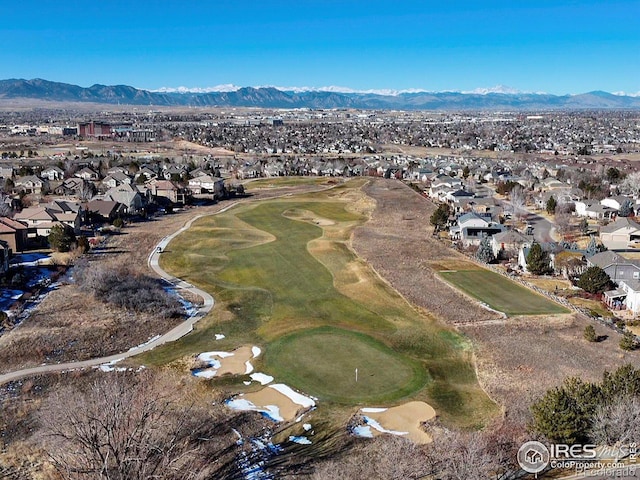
(620, 331, 638, 351)
(75, 262, 183, 317)
(584, 325, 597, 342)
(113, 217, 124, 228)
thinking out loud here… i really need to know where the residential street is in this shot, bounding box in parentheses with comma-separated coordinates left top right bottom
(525, 210, 557, 243)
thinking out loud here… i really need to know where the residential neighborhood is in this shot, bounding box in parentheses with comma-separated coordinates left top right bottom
(1, 105, 640, 480)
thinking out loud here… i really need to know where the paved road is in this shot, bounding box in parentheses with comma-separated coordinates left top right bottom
(0, 207, 237, 386)
(525, 210, 557, 243)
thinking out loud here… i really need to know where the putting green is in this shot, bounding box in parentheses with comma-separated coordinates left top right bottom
(439, 270, 569, 316)
(265, 327, 428, 404)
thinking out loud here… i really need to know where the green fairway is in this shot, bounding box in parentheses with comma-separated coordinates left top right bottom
(265, 327, 429, 404)
(439, 269, 569, 316)
(246, 177, 330, 189)
(139, 184, 499, 427)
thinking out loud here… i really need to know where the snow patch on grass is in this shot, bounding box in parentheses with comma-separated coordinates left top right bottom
(269, 384, 315, 408)
(289, 436, 312, 445)
(226, 397, 284, 422)
(250, 373, 274, 385)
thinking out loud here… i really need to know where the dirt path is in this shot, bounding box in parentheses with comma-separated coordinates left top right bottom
(0, 213, 216, 385)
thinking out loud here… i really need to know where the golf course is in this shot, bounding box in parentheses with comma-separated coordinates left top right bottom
(139, 179, 498, 428)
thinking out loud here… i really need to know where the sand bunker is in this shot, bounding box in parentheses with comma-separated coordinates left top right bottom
(227, 383, 316, 422)
(355, 401, 436, 444)
(193, 345, 260, 378)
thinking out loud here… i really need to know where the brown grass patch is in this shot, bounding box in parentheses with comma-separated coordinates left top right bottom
(351, 179, 640, 415)
(428, 260, 482, 271)
(567, 297, 614, 318)
(526, 277, 573, 293)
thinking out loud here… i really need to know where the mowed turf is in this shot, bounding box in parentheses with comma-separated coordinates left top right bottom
(439, 269, 569, 316)
(265, 327, 428, 404)
(143, 185, 498, 427)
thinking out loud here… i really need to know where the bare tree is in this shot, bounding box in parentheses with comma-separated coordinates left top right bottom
(310, 436, 434, 480)
(0, 194, 12, 217)
(78, 180, 95, 202)
(622, 171, 640, 196)
(431, 430, 520, 480)
(310, 422, 522, 480)
(37, 371, 242, 480)
(554, 211, 574, 239)
(590, 396, 640, 446)
(509, 185, 526, 221)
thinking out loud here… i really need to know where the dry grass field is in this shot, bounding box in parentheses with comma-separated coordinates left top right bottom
(350, 178, 640, 413)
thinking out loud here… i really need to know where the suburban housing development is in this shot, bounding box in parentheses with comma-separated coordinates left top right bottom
(0, 101, 639, 479)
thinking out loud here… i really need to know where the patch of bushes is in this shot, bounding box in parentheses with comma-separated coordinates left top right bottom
(531, 364, 640, 444)
(74, 261, 183, 317)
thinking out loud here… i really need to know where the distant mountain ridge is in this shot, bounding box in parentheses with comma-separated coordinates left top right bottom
(1, 78, 640, 110)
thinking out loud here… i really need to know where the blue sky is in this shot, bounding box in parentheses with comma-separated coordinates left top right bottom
(2, 0, 639, 94)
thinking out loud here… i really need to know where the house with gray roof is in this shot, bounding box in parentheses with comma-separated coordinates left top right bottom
(491, 229, 533, 260)
(41, 166, 64, 181)
(587, 250, 640, 284)
(575, 200, 616, 220)
(449, 212, 505, 246)
(600, 218, 640, 250)
(607, 279, 640, 314)
(98, 184, 144, 214)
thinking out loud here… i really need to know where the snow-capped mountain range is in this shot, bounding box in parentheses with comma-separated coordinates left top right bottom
(152, 84, 533, 96)
(1, 78, 640, 110)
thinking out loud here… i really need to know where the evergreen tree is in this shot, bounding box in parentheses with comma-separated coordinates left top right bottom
(618, 199, 634, 218)
(476, 236, 495, 264)
(526, 243, 553, 275)
(585, 236, 598, 256)
(606, 167, 623, 183)
(48, 224, 76, 252)
(530, 380, 595, 444)
(429, 203, 450, 231)
(579, 218, 589, 235)
(577, 266, 611, 294)
(546, 195, 557, 214)
(532, 365, 640, 443)
(600, 364, 640, 400)
(584, 325, 597, 342)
